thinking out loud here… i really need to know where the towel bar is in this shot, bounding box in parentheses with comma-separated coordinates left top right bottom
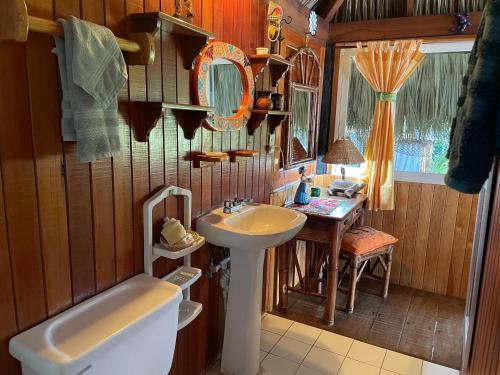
(0, 0, 155, 65)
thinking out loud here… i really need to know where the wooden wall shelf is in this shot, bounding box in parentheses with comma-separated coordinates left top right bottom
(193, 152, 229, 168)
(247, 110, 291, 136)
(249, 54, 293, 87)
(126, 102, 213, 142)
(128, 12, 215, 69)
(229, 150, 259, 162)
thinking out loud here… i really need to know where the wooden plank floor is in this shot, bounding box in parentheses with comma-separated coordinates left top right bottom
(272, 279, 465, 369)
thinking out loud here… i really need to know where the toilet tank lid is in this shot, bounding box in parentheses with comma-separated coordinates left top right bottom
(9, 274, 182, 374)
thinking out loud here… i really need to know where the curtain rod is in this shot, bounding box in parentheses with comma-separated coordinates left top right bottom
(334, 34, 476, 48)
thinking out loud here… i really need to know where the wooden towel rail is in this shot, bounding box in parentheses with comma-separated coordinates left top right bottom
(0, 0, 155, 65)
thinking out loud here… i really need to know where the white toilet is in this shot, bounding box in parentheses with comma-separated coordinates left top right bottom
(9, 274, 182, 375)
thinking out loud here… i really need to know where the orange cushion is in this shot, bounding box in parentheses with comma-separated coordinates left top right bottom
(341, 226, 398, 255)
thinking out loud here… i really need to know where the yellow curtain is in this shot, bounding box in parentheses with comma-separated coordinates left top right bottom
(353, 40, 424, 210)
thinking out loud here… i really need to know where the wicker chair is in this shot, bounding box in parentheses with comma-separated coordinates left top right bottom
(338, 226, 398, 313)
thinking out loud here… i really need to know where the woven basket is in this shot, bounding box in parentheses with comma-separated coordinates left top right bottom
(160, 230, 201, 251)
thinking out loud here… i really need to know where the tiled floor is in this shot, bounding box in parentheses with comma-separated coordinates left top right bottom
(207, 314, 460, 375)
(272, 279, 464, 369)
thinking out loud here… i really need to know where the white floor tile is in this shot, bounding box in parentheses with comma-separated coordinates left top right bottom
(421, 361, 460, 375)
(285, 322, 322, 345)
(261, 329, 282, 352)
(271, 336, 313, 363)
(260, 350, 268, 362)
(261, 353, 299, 375)
(382, 350, 422, 375)
(347, 340, 387, 367)
(262, 314, 294, 335)
(296, 365, 329, 375)
(302, 347, 345, 374)
(338, 358, 380, 375)
(315, 330, 354, 356)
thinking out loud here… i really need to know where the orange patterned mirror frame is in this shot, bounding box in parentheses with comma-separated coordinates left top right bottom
(192, 41, 254, 132)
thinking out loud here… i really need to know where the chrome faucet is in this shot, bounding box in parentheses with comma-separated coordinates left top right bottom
(223, 196, 253, 214)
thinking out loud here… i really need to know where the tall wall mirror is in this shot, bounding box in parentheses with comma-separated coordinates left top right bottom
(282, 47, 321, 168)
(193, 41, 254, 132)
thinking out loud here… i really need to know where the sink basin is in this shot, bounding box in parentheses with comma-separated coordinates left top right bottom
(197, 204, 306, 250)
(197, 204, 306, 375)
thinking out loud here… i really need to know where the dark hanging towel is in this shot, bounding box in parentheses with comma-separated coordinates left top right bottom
(446, 0, 500, 194)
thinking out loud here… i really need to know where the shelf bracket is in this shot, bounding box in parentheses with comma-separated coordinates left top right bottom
(171, 107, 206, 140)
(127, 12, 214, 69)
(126, 102, 163, 142)
(247, 110, 290, 136)
(125, 102, 213, 142)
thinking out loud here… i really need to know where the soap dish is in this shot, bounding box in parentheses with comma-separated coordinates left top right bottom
(160, 230, 201, 251)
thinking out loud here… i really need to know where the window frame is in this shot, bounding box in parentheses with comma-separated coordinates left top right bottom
(329, 39, 473, 185)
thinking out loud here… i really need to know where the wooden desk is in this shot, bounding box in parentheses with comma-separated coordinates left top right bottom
(278, 194, 367, 325)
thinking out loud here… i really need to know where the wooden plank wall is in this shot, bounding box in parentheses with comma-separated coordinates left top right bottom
(0, 1, 328, 373)
(314, 175, 478, 299)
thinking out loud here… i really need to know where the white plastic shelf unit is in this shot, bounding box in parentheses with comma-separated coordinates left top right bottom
(143, 186, 205, 331)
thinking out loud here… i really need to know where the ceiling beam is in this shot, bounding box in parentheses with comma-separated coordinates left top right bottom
(329, 11, 482, 43)
(318, 0, 346, 23)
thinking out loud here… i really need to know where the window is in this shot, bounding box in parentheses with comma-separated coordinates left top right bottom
(332, 41, 473, 184)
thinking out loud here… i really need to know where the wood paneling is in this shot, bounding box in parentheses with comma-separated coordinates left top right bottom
(316, 175, 478, 298)
(329, 12, 482, 43)
(0, 0, 324, 373)
(469, 162, 500, 375)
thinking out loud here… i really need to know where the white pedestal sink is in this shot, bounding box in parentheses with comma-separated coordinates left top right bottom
(197, 204, 306, 375)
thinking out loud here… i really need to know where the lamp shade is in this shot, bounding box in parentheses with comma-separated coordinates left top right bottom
(322, 138, 365, 165)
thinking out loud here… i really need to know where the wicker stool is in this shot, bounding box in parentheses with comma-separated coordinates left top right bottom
(338, 226, 398, 313)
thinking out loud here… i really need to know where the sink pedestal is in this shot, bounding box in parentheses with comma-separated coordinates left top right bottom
(221, 247, 266, 375)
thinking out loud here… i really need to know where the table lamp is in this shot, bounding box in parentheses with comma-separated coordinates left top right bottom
(321, 138, 365, 191)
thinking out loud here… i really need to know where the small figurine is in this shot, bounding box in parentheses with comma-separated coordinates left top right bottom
(294, 166, 311, 205)
(174, 0, 194, 21)
(451, 12, 471, 34)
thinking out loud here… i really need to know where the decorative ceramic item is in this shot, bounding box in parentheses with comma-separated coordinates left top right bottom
(256, 47, 269, 55)
(451, 12, 471, 33)
(255, 91, 273, 109)
(174, 0, 194, 21)
(310, 187, 321, 197)
(267, 1, 282, 42)
(308, 10, 318, 36)
(193, 41, 254, 132)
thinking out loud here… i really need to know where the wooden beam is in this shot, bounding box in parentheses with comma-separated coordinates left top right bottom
(329, 11, 482, 43)
(318, 0, 346, 23)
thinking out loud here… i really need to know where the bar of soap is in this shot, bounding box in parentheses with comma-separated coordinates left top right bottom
(161, 218, 187, 245)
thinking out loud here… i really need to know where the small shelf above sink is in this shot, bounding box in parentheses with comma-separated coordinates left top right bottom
(193, 152, 229, 168)
(229, 150, 259, 162)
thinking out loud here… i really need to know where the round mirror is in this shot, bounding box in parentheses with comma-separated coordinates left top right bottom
(206, 58, 243, 118)
(193, 41, 254, 132)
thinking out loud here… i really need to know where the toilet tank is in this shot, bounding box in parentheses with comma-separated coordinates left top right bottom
(9, 274, 182, 375)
